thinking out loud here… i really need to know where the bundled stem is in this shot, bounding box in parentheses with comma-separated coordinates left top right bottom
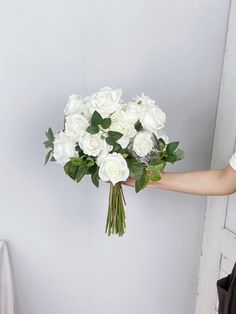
(105, 182, 126, 236)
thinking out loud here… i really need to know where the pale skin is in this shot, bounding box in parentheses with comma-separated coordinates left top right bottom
(123, 163, 236, 196)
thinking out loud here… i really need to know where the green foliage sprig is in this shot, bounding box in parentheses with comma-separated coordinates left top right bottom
(86, 110, 112, 134)
(126, 136, 184, 193)
(43, 128, 55, 165)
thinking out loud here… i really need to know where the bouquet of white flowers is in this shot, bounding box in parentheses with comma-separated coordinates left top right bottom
(44, 87, 184, 236)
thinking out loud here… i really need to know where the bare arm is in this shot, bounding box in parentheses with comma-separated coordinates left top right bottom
(124, 164, 236, 196)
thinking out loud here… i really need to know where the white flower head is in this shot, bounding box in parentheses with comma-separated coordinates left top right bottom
(65, 113, 89, 142)
(98, 140, 113, 158)
(121, 102, 142, 124)
(79, 133, 108, 157)
(97, 152, 129, 185)
(134, 93, 156, 108)
(53, 131, 77, 165)
(110, 115, 137, 149)
(88, 87, 122, 118)
(140, 105, 166, 133)
(132, 131, 154, 158)
(64, 95, 87, 116)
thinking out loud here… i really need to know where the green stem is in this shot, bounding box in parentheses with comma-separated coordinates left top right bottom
(105, 182, 127, 236)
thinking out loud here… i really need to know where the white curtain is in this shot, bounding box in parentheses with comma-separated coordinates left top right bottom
(0, 242, 14, 314)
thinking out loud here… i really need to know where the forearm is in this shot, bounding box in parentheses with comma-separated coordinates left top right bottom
(150, 165, 235, 196)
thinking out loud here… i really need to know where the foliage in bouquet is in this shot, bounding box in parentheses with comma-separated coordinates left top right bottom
(44, 87, 184, 236)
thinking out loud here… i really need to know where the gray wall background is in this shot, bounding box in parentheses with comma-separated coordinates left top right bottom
(0, 1, 230, 313)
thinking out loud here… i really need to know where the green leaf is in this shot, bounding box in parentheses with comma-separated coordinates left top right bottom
(106, 137, 116, 145)
(86, 164, 97, 174)
(148, 160, 166, 171)
(86, 157, 95, 167)
(44, 150, 52, 165)
(105, 131, 123, 146)
(135, 172, 149, 193)
(150, 171, 161, 181)
(64, 162, 78, 180)
(156, 137, 166, 151)
(70, 157, 84, 166)
(127, 159, 144, 180)
(43, 140, 54, 149)
(91, 110, 103, 125)
(75, 145, 82, 152)
(112, 142, 122, 152)
(107, 131, 123, 141)
(86, 124, 99, 134)
(45, 128, 54, 142)
(101, 118, 111, 129)
(64, 161, 71, 174)
(91, 168, 99, 188)
(134, 121, 142, 131)
(174, 148, 185, 161)
(76, 164, 87, 183)
(166, 142, 179, 155)
(166, 154, 178, 163)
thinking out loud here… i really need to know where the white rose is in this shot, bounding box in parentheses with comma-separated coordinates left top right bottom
(110, 118, 137, 149)
(97, 152, 129, 185)
(140, 105, 166, 133)
(155, 130, 169, 144)
(133, 132, 154, 158)
(134, 93, 156, 107)
(88, 87, 122, 118)
(64, 95, 87, 116)
(121, 102, 142, 124)
(98, 140, 113, 158)
(79, 133, 106, 157)
(65, 113, 89, 141)
(53, 131, 77, 165)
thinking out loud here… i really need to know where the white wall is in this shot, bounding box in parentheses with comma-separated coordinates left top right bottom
(0, 1, 230, 313)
